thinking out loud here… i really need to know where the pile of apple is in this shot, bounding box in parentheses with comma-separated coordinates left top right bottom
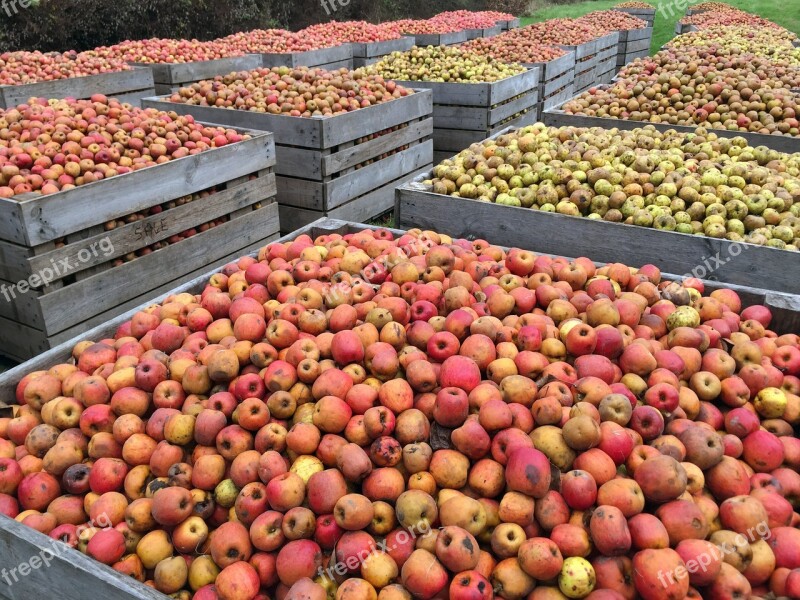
(574, 10, 648, 31)
(679, 9, 788, 31)
(218, 30, 325, 55)
(298, 22, 404, 45)
(429, 11, 505, 30)
(3, 218, 800, 600)
(564, 45, 800, 136)
(690, 1, 735, 11)
(615, 1, 655, 8)
(361, 46, 526, 83)
(664, 26, 800, 66)
(389, 19, 465, 35)
(460, 34, 567, 66)
(427, 123, 800, 249)
(0, 97, 248, 198)
(167, 67, 412, 117)
(0, 50, 131, 86)
(515, 19, 610, 46)
(95, 39, 244, 64)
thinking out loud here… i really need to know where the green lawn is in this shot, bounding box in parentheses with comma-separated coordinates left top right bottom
(521, 0, 800, 54)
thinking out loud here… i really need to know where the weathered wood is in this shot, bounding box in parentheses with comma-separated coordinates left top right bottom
(130, 55, 261, 85)
(350, 37, 413, 58)
(0, 173, 275, 284)
(395, 177, 800, 295)
(259, 44, 353, 68)
(8, 200, 279, 338)
(0, 131, 275, 246)
(542, 83, 576, 111)
(432, 107, 538, 153)
(0, 515, 168, 600)
(277, 141, 432, 210)
(617, 7, 656, 27)
(278, 165, 431, 233)
(407, 31, 468, 46)
(0, 68, 155, 109)
(144, 89, 433, 149)
(393, 68, 538, 108)
(542, 105, 800, 155)
(464, 25, 503, 40)
(498, 18, 521, 30)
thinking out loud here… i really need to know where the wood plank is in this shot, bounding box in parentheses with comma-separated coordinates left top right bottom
(26, 174, 275, 278)
(351, 37, 413, 58)
(395, 184, 800, 294)
(0, 68, 154, 108)
(433, 105, 493, 130)
(488, 68, 539, 105)
(145, 89, 432, 150)
(0, 514, 168, 600)
(0, 132, 274, 246)
(35, 201, 279, 335)
(542, 84, 576, 111)
(542, 71, 574, 97)
(276, 141, 432, 210)
(409, 31, 468, 46)
(279, 165, 431, 233)
(131, 55, 261, 85)
(322, 118, 433, 176)
(488, 91, 539, 128)
(259, 44, 353, 68)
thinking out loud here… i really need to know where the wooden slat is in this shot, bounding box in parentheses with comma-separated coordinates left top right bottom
(0, 132, 274, 246)
(409, 31, 468, 46)
(33, 201, 278, 335)
(351, 37, 413, 58)
(145, 89, 432, 150)
(277, 141, 432, 210)
(26, 174, 275, 278)
(542, 71, 574, 97)
(542, 84, 575, 111)
(259, 44, 353, 68)
(0, 514, 168, 600)
(130, 55, 261, 85)
(395, 181, 800, 295)
(0, 68, 154, 108)
(488, 91, 539, 128)
(393, 69, 536, 108)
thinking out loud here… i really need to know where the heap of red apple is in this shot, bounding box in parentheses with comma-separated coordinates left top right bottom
(2, 222, 800, 600)
(218, 30, 325, 54)
(95, 39, 244, 64)
(679, 8, 788, 31)
(615, 1, 655, 8)
(0, 97, 248, 198)
(516, 19, 610, 46)
(297, 21, 404, 44)
(429, 10, 506, 30)
(574, 10, 648, 31)
(0, 50, 131, 86)
(461, 34, 567, 65)
(390, 19, 464, 35)
(167, 67, 412, 117)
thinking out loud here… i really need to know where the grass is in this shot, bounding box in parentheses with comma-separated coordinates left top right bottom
(521, 0, 800, 54)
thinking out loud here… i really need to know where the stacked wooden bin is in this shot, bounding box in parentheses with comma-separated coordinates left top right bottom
(616, 27, 653, 69)
(617, 7, 656, 26)
(405, 31, 469, 46)
(392, 69, 540, 164)
(131, 55, 262, 94)
(524, 51, 575, 112)
(0, 68, 155, 109)
(464, 24, 503, 40)
(260, 44, 354, 69)
(0, 131, 279, 361)
(144, 90, 434, 232)
(560, 33, 619, 94)
(351, 38, 415, 68)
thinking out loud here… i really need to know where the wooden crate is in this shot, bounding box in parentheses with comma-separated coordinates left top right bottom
(617, 7, 656, 27)
(524, 51, 575, 112)
(0, 131, 279, 360)
(559, 34, 619, 95)
(593, 33, 620, 84)
(259, 44, 353, 69)
(131, 55, 262, 95)
(616, 27, 652, 66)
(406, 31, 468, 46)
(0, 67, 155, 109)
(498, 18, 521, 30)
(675, 22, 698, 35)
(395, 171, 800, 298)
(465, 24, 503, 40)
(542, 97, 800, 155)
(351, 38, 414, 68)
(390, 69, 539, 163)
(143, 90, 433, 231)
